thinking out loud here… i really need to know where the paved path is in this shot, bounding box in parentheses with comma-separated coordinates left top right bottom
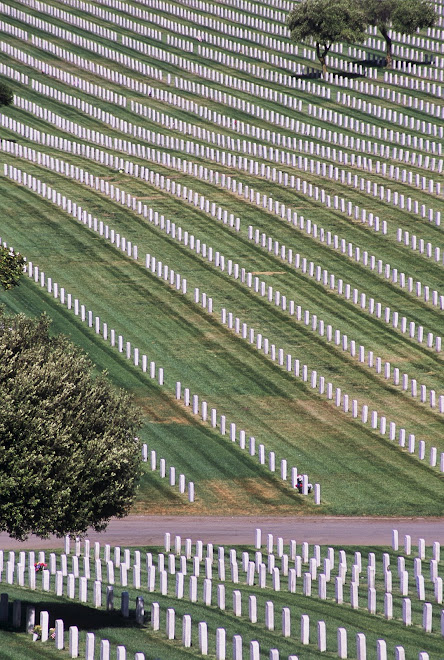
(1, 516, 444, 549)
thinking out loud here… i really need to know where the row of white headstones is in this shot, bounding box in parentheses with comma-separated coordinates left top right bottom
(4, 129, 443, 376)
(128, 83, 442, 175)
(3, 27, 440, 186)
(4, 161, 443, 482)
(12, 0, 118, 40)
(12, 81, 444, 222)
(2, 527, 442, 594)
(3, 0, 344, 80)
(0, 164, 315, 501)
(5, 88, 444, 310)
(4, 104, 443, 335)
(1, 590, 439, 660)
(3, 8, 444, 164)
(5, 150, 440, 486)
(1, 527, 443, 658)
(8, 121, 430, 404)
(9, 0, 444, 91)
(3, 538, 442, 612)
(5, 589, 431, 660)
(10, 88, 443, 241)
(51, 0, 444, 71)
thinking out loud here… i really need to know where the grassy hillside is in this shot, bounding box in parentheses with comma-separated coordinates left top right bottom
(0, 0, 443, 515)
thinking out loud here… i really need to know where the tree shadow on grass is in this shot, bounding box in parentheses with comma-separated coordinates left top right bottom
(402, 55, 435, 65)
(352, 55, 434, 67)
(290, 71, 322, 80)
(2, 599, 149, 633)
(290, 69, 368, 81)
(351, 57, 386, 67)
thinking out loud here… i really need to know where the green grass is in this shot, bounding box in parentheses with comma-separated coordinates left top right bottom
(0, 0, 443, 518)
(0, 544, 442, 659)
(0, 7, 444, 660)
(1, 191, 443, 517)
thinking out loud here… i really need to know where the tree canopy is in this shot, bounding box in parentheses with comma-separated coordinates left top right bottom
(0, 245, 25, 291)
(361, 0, 436, 67)
(0, 82, 13, 107)
(0, 311, 142, 540)
(287, 0, 367, 74)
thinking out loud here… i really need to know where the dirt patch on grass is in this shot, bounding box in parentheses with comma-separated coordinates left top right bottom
(230, 394, 346, 440)
(133, 499, 302, 517)
(137, 195, 163, 199)
(205, 480, 242, 508)
(134, 396, 193, 425)
(131, 499, 192, 516)
(240, 478, 282, 499)
(149, 416, 193, 425)
(287, 397, 341, 424)
(251, 271, 286, 275)
(204, 479, 299, 512)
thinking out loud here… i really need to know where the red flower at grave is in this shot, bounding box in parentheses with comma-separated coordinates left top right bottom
(34, 562, 47, 572)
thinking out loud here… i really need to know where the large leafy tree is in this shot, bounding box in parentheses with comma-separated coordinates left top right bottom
(287, 0, 367, 74)
(0, 311, 142, 540)
(362, 0, 437, 68)
(0, 246, 25, 290)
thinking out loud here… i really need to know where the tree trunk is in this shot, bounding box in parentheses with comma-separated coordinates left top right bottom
(316, 43, 329, 76)
(320, 56, 327, 75)
(380, 27, 392, 68)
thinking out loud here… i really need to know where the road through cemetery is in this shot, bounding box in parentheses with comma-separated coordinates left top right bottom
(1, 516, 444, 550)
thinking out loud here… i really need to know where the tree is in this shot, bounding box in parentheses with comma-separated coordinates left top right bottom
(287, 0, 367, 75)
(0, 245, 25, 290)
(0, 310, 142, 540)
(0, 82, 13, 107)
(362, 0, 437, 68)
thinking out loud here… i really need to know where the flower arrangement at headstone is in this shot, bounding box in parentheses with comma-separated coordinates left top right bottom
(31, 625, 55, 641)
(34, 562, 47, 573)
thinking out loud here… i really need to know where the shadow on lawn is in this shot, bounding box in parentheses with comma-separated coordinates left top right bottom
(2, 600, 147, 632)
(351, 55, 434, 67)
(290, 54, 434, 83)
(290, 69, 368, 81)
(290, 71, 323, 80)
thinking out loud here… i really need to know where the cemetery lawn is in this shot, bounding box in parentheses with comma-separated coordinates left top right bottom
(2, 262, 443, 519)
(1, 1, 444, 519)
(0, 545, 443, 660)
(0, 5, 444, 659)
(1, 170, 444, 517)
